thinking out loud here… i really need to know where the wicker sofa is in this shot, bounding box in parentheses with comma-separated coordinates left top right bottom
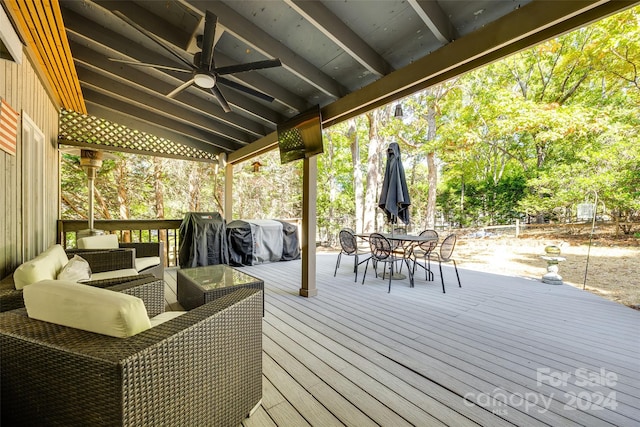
(0, 246, 153, 313)
(0, 287, 263, 426)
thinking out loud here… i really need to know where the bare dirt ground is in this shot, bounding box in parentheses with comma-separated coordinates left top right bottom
(453, 233, 640, 309)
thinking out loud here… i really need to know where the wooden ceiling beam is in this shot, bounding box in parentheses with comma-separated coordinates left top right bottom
(184, 0, 348, 99)
(62, 9, 281, 129)
(75, 65, 249, 149)
(407, 0, 457, 43)
(284, 0, 393, 77)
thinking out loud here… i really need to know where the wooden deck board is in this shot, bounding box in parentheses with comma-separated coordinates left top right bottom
(164, 253, 640, 427)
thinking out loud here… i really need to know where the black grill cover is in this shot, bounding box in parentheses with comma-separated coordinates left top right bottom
(276, 220, 301, 261)
(178, 212, 228, 267)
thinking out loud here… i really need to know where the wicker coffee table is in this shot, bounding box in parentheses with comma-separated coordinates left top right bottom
(177, 264, 264, 314)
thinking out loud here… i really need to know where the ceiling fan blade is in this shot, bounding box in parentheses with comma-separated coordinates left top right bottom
(211, 85, 232, 113)
(217, 77, 275, 102)
(200, 11, 218, 70)
(113, 10, 195, 71)
(167, 79, 195, 98)
(108, 58, 192, 73)
(215, 59, 282, 75)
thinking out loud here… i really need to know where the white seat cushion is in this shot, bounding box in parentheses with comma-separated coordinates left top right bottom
(13, 244, 69, 289)
(23, 280, 151, 338)
(77, 234, 119, 249)
(150, 311, 186, 328)
(90, 268, 139, 281)
(135, 256, 161, 272)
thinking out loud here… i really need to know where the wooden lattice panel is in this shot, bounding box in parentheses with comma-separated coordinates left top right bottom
(58, 109, 217, 162)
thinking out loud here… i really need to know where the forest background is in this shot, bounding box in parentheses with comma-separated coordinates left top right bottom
(61, 8, 640, 246)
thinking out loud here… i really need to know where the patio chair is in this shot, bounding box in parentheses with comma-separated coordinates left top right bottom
(0, 286, 263, 426)
(77, 234, 164, 280)
(334, 229, 371, 282)
(361, 233, 411, 293)
(411, 229, 439, 281)
(429, 233, 461, 293)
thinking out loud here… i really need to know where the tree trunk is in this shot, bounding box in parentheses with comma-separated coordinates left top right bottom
(325, 132, 337, 243)
(153, 157, 165, 219)
(363, 112, 381, 232)
(424, 102, 438, 229)
(425, 152, 437, 229)
(348, 119, 364, 233)
(152, 157, 167, 257)
(188, 163, 201, 212)
(114, 161, 130, 241)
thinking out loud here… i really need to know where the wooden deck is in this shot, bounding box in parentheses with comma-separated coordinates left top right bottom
(165, 254, 640, 427)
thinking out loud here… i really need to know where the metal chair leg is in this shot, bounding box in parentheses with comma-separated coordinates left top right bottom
(404, 258, 414, 288)
(388, 262, 393, 293)
(334, 252, 342, 277)
(353, 254, 359, 282)
(453, 259, 461, 287)
(438, 261, 446, 293)
(361, 258, 370, 285)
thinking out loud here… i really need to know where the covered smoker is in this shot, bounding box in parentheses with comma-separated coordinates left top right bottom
(178, 212, 228, 267)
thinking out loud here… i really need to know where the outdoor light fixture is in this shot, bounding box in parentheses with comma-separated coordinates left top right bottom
(252, 161, 262, 173)
(394, 104, 403, 118)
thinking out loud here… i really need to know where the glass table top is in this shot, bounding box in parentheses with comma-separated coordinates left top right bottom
(179, 264, 261, 290)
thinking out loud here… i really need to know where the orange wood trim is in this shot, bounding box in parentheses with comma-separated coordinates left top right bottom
(5, 0, 86, 114)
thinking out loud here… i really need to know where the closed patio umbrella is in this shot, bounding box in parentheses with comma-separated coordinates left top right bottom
(378, 142, 411, 227)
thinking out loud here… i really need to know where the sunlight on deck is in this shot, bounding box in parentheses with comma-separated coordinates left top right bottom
(166, 253, 640, 427)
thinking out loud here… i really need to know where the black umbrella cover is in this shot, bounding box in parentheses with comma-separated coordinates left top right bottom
(378, 142, 411, 225)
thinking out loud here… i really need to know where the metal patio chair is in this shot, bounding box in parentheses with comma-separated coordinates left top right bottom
(334, 229, 371, 282)
(361, 233, 411, 293)
(428, 233, 461, 293)
(411, 229, 439, 281)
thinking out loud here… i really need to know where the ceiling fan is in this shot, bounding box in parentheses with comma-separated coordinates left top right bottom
(109, 10, 282, 113)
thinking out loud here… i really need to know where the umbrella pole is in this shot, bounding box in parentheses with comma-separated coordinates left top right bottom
(389, 216, 406, 279)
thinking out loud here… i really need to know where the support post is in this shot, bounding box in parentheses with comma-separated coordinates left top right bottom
(300, 156, 318, 297)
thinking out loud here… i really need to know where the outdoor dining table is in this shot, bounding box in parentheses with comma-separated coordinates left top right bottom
(355, 233, 438, 286)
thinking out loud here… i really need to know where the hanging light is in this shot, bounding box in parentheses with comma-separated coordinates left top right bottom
(394, 104, 403, 118)
(251, 161, 262, 173)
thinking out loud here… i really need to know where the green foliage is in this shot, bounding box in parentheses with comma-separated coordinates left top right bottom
(60, 7, 640, 231)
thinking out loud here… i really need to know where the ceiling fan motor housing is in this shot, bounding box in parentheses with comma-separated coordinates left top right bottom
(194, 73, 216, 88)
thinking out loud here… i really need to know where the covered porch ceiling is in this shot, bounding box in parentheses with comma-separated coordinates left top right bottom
(6, 0, 639, 164)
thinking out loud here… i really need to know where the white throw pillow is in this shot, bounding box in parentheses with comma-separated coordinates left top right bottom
(57, 255, 92, 282)
(13, 244, 70, 289)
(77, 234, 119, 249)
(23, 280, 151, 338)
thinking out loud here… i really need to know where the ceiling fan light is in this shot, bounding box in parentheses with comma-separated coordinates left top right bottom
(194, 73, 216, 88)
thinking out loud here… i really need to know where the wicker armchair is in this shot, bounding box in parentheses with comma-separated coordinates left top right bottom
(0, 248, 143, 313)
(76, 235, 165, 281)
(119, 241, 164, 280)
(0, 287, 263, 426)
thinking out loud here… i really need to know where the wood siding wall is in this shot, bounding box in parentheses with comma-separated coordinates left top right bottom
(1, 54, 60, 278)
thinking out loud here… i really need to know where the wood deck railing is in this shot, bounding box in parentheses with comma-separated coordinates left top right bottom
(57, 219, 183, 267)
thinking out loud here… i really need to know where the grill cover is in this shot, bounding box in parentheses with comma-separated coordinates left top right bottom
(227, 219, 300, 266)
(178, 212, 228, 267)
